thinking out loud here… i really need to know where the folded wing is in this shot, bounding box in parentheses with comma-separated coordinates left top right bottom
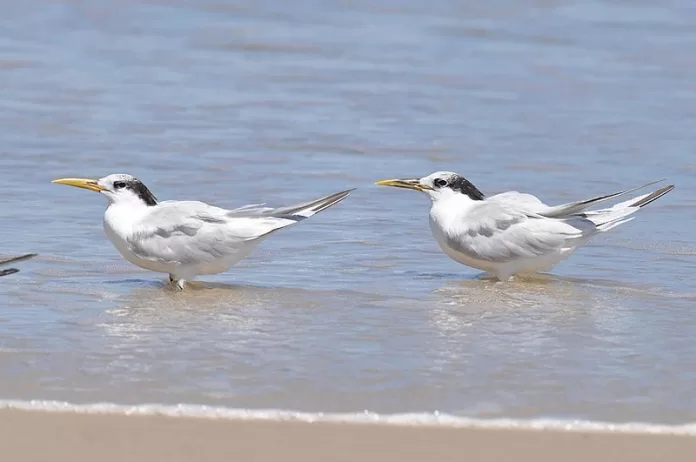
(127, 189, 354, 265)
(457, 180, 674, 263)
(445, 203, 588, 263)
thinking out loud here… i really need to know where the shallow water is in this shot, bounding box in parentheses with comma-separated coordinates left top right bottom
(1, 0, 696, 425)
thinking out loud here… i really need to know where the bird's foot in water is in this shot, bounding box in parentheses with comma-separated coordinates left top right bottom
(478, 272, 509, 282)
(479, 272, 515, 283)
(168, 274, 186, 291)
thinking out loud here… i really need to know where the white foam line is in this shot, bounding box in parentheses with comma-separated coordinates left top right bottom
(1, 399, 695, 436)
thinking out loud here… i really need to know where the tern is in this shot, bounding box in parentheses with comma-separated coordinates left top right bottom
(53, 174, 353, 289)
(376, 172, 674, 280)
(0, 253, 37, 277)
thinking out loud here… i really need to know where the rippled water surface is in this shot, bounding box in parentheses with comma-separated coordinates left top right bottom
(1, 0, 696, 424)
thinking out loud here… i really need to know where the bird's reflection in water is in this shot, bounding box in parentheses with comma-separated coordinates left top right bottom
(437, 271, 663, 311)
(424, 272, 676, 404)
(437, 274, 586, 311)
(427, 272, 651, 337)
(427, 271, 670, 349)
(424, 274, 613, 371)
(96, 280, 336, 344)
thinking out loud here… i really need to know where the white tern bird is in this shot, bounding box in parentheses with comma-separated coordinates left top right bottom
(376, 172, 674, 280)
(53, 174, 353, 289)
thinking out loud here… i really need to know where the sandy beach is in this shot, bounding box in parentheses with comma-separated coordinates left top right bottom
(0, 409, 694, 462)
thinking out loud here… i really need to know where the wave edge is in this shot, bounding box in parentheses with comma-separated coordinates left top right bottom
(1, 399, 695, 435)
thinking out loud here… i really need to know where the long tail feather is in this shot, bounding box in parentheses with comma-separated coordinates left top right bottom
(272, 189, 355, 219)
(581, 184, 674, 231)
(541, 179, 665, 218)
(629, 184, 675, 208)
(224, 189, 354, 239)
(228, 189, 355, 221)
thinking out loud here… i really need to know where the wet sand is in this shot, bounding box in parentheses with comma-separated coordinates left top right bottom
(0, 410, 695, 462)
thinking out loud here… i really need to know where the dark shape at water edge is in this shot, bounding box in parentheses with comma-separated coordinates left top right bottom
(0, 253, 37, 277)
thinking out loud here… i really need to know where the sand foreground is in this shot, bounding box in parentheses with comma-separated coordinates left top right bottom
(0, 409, 695, 461)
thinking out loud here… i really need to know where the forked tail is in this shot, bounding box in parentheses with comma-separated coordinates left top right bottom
(265, 189, 355, 221)
(584, 184, 674, 232)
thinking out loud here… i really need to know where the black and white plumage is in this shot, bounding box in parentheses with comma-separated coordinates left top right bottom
(376, 171, 674, 280)
(53, 174, 354, 289)
(0, 253, 37, 277)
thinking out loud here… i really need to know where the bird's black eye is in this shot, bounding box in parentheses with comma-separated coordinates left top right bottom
(113, 181, 127, 189)
(434, 178, 448, 188)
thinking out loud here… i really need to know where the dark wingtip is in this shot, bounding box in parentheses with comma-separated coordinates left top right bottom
(632, 185, 675, 208)
(0, 268, 20, 277)
(0, 253, 38, 267)
(310, 188, 355, 214)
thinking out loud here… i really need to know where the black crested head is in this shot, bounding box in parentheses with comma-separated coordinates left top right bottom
(449, 175, 485, 200)
(127, 178, 158, 206)
(431, 172, 484, 200)
(109, 174, 158, 206)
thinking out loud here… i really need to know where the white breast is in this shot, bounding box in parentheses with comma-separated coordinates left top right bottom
(427, 197, 498, 273)
(103, 204, 173, 273)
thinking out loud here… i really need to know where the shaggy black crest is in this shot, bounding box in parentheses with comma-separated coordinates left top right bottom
(118, 178, 158, 206)
(447, 175, 485, 201)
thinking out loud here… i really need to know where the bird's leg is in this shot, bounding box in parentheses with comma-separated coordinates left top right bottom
(167, 274, 186, 291)
(0, 268, 19, 277)
(491, 271, 514, 283)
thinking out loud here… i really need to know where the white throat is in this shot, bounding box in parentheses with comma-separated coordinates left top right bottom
(103, 200, 152, 244)
(429, 193, 480, 227)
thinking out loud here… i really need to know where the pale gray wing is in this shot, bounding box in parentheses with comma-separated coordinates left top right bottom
(445, 203, 591, 263)
(127, 202, 285, 265)
(125, 189, 353, 265)
(487, 191, 547, 212)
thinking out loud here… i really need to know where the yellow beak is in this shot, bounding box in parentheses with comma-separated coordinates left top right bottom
(52, 178, 106, 193)
(375, 178, 432, 192)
